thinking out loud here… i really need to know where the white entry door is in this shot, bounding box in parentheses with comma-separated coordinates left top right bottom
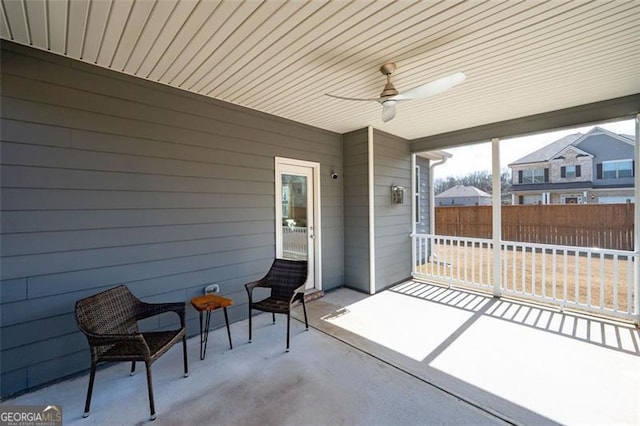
(275, 157, 321, 290)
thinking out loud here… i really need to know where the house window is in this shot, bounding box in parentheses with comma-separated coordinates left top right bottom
(521, 168, 546, 183)
(561, 165, 581, 178)
(600, 159, 633, 179)
(520, 194, 543, 205)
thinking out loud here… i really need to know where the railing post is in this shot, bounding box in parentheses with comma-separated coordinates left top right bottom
(492, 137, 502, 297)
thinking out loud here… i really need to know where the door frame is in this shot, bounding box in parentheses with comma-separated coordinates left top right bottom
(274, 157, 322, 291)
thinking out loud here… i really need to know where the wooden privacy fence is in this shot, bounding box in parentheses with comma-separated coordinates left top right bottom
(435, 203, 634, 250)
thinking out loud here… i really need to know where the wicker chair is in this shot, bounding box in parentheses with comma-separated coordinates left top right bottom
(75, 285, 188, 421)
(245, 259, 309, 352)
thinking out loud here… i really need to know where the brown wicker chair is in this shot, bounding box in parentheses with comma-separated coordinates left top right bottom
(245, 259, 309, 352)
(75, 285, 188, 421)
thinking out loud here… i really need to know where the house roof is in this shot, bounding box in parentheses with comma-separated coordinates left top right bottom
(509, 126, 635, 166)
(509, 133, 583, 165)
(1, 1, 638, 140)
(435, 185, 491, 198)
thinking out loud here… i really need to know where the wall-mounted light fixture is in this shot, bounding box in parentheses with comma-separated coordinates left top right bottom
(391, 185, 404, 204)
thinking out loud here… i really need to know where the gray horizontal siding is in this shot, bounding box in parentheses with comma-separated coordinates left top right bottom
(0, 41, 343, 397)
(343, 129, 369, 292)
(373, 130, 412, 292)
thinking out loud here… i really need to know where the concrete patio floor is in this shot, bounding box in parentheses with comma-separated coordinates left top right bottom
(2, 281, 639, 425)
(302, 282, 640, 425)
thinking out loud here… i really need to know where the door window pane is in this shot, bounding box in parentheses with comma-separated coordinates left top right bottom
(281, 174, 307, 260)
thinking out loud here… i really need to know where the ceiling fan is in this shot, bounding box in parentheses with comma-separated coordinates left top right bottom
(326, 63, 466, 122)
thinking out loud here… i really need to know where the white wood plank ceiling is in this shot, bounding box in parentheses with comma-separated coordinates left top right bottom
(1, 0, 639, 139)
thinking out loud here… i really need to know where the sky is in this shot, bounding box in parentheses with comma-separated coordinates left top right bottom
(431, 118, 637, 180)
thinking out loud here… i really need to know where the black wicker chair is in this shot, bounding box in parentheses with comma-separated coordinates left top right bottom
(245, 259, 309, 352)
(75, 285, 188, 421)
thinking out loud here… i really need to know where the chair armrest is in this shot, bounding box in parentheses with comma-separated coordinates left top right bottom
(245, 279, 269, 303)
(136, 302, 186, 327)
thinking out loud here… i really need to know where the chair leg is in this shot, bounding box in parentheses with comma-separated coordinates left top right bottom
(130, 361, 136, 376)
(248, 306, 252, 343)
(83, 361, 97, 418)
(182, 335, 189, 378)
(145, 362, 157, 421)
(301, 297, 309, 330)
(272, 312, 276, 324)
(286, 312, 291, 353)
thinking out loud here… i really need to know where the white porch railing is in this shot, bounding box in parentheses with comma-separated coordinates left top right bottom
(413, 233, 639, 323)
(282, 225, 307, 259)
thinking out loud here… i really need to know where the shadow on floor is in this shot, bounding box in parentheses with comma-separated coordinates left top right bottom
(392, 281, 640, 356)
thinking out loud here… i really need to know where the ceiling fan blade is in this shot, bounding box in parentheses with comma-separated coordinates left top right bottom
(392, 71, 466, 101)
(381, 101, 397, 122)
(325, 93, 380, 102)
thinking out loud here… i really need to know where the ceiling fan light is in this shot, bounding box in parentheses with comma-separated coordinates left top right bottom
(381, 100, 397, 122)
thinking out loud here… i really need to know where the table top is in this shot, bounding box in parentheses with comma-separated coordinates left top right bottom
(191, 294, 234, 311)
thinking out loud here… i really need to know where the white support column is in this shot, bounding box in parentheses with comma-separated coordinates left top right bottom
(492, 138, 502, 297)
(634, 114, 640, 326)
(411, 154, 417, 274)
(368, 126, 376, 295)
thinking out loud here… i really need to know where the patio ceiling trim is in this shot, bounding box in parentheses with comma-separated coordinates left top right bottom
(410, 94, 640, 153)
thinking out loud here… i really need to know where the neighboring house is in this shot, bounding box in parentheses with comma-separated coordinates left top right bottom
(435, 185, 492, 206)
(508, 127, 635, 204)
